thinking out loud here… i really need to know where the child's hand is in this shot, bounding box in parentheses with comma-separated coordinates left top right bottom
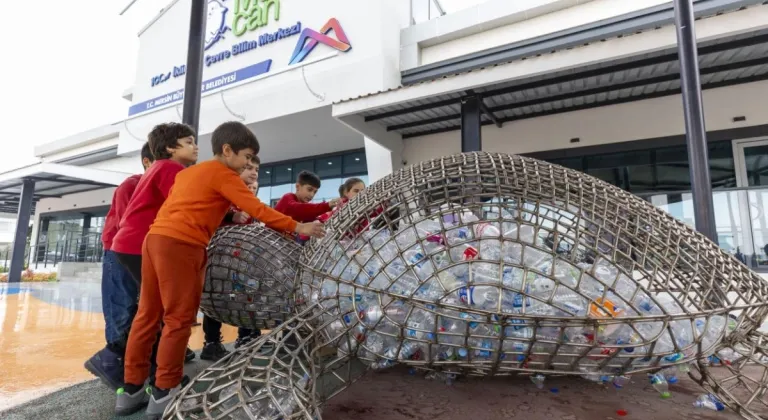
(296, 221, 325, 238)
(233, 212, 250, 224)
(328, 198, 341, 208)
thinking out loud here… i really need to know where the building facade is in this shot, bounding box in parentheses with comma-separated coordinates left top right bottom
(1, 0, 767, 274)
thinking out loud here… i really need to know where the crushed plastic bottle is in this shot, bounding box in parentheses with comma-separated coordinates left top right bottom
(649, 373, 672, 399)
(530, 374, 546, 389)
(612, 375, 630, 389)
(425, 371, 457, 385)
(693, 394, 725, 411)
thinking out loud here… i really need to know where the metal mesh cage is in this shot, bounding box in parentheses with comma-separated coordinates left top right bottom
(200, 224, 302, 330)
(169, 152, 768, 420)
(690, 331, 768, 420)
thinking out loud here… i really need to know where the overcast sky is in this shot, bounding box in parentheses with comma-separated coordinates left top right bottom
(0, 0, 486, 171)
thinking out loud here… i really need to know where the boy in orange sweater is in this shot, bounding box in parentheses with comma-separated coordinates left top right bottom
(115, 121, 324, 418)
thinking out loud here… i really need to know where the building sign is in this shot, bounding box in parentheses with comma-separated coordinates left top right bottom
(232, 0, 281, 36)
(131, 60, 272, 116)
(133, 0, 353, 116)
(289, 18, 350, 65)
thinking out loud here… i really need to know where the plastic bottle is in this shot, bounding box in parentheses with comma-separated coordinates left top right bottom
(530, 374, 546, 389)
(693, 394, 725, 411)
(649, 372, 671, 399)
(613, 375, 630, 389)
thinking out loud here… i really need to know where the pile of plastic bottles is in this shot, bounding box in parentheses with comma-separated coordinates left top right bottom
(301, 206, 730, 379)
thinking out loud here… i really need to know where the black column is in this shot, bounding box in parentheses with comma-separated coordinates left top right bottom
(181, 0, 208, 137)
(461, 96, 482, 152)
(78, 214, 92, 262)
(673, 0, 717, 243)
(9, 180, 35, 283)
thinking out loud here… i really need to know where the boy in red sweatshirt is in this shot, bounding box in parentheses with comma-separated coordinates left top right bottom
(275, 170, 339, 243)
(84, 143, 154, 391)
(115, 121, 324, 418)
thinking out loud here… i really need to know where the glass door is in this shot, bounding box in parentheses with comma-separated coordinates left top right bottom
(734, 138, 768, 269)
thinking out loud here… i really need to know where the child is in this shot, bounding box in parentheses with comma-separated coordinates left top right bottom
(200, 158, 261, 362)
(110, 123, 199, 376)
(275, 170, 339, 243)
(318, 178, 399, 233)
(115, 121, 324, 418)
(84, 143, 153, 391)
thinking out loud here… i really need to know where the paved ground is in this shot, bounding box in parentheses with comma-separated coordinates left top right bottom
(0, 353, 745, 420)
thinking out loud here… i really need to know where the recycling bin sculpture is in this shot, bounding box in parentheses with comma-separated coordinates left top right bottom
(200, 224, 302, 330)
(168, 152, 768, 420)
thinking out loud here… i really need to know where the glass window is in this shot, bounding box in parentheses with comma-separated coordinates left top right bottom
(273, 164, 293, 185)
(316, 156, 342, 179)
(259, 166, 273, 186)
(292, 160, 315, 182)
(343, 151, 367, 175)
(743, 144, 768, 187)
(315, 177, 343, 202)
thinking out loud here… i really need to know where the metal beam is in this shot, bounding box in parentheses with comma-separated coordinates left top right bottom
(8, 180, 34, 283)
(674, 0, 717, 243)
(461, 96, 482, 152)
(181, 0, 207, 137)
(391, 57, 768, 132)
(401, 0, 765, 85)
(400, 72, 768, 139)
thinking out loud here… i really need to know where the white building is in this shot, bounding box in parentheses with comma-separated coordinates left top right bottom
(1, 0, 767, 274)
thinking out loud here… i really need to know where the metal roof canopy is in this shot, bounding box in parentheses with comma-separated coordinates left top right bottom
(0, 163, 132, 214)
(361, 29, 768, 139)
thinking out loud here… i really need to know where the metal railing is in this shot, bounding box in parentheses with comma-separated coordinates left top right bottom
(0, 230, 104, 272)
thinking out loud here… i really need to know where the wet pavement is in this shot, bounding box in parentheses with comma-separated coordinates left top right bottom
(0, 282, 238, 411)
(0, 281, 762, 419)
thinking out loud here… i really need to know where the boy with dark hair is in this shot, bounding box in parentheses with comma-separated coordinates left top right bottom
(275, 170, 339, 243)
(110, 123, 199, 373)
(84, 143, 154, 390)
(200, 158, 261, 361)
(115, 121, 324, 418)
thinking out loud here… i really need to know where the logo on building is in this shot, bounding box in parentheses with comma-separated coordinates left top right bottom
(288, 18, 351, 65)
(206, 0, 231, 51)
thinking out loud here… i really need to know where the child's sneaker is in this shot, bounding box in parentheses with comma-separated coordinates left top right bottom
(114, 384, 150, 416)
(145, 376, 189, 420)
(234, 336, 252, 349)
(185, 347, 196, 363)
(200, 341, 229, 361)
(84, 347, 124, 391)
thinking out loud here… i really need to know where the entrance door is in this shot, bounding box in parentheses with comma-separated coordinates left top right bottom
(734, 138, 768, 269)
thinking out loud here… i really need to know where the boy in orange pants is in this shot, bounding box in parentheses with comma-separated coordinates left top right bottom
(115, 121, 324, 419)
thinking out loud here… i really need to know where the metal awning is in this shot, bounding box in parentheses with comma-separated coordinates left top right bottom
(357, 29, 768, 139)
(0, 163, 133, 214)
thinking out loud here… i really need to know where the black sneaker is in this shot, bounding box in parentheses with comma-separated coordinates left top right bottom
(185, 347, 196, 363)
(234, 336, 252, 349)
(200, 342, 229, 361)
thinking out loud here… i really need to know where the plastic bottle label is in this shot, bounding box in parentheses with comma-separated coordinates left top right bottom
(462, 247, 479, 260)
(458, 287, 475, 305)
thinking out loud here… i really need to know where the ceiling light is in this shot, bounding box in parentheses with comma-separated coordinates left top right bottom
(287, 168, 292, 171)
(355, 157, 360, 161)
(266, 171, 270, 174)
(328, 162, 333, 165)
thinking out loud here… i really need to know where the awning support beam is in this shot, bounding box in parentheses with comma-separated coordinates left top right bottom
(674, 0, 717, 243)
(8, 179, 35, 283)
(461, 96, 482, 152)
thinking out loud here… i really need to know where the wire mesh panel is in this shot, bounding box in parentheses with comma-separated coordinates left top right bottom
(169, 152, 768, 420)
(201, 224, 302, 330)
(690, 330, 768, 420)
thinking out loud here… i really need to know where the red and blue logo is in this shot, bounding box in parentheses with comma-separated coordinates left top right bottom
(288, 18, 351, 65)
